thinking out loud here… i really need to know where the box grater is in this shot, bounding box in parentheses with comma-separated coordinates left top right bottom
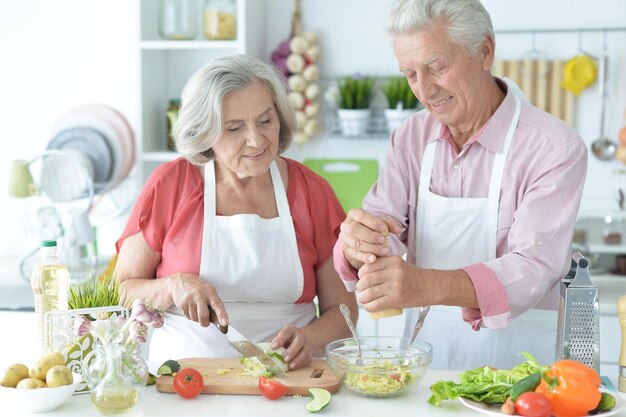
(555, 252, 600, 373)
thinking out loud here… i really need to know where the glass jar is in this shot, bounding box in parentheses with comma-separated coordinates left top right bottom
(158, 0, 197, 40)
(166, 99, 180, 151)
(203, 0, 237, 40)
(83, 342, 148, 415)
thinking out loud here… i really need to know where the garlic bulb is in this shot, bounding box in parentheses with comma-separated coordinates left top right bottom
(289, 36, 309, 54)
(288, 91, 305, 110)
(286, 54, 305, 74)
(274, 29, 321, 144)
(288, 75, 307, 93)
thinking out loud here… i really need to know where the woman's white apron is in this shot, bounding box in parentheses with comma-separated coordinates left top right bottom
(150, 160, 316, 364)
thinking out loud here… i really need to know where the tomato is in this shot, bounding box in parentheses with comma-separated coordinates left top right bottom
(258, 376, 288, 400)
(514, 392, 552, 417)
(173, 368, 204, 399)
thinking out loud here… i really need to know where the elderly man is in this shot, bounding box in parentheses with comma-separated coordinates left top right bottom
(334, 0, 587, 370)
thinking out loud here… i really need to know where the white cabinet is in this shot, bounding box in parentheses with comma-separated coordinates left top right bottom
(137, 0, 264, 182)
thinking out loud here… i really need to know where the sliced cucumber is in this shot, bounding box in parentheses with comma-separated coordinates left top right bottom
(305, 388, 332, 413)
(157, 359, 181, 376)
(146, 372, 157, 385)
(256, 342, 289, 373)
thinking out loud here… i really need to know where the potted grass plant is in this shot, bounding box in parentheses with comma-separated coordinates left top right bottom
(383, 76, 421, 132)
(335, 74, 375, 136)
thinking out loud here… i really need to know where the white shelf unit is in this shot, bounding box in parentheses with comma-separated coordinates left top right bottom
(137, 0, 265, 183)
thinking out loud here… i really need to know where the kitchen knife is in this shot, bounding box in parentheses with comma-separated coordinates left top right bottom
(208, 306, 286, 378)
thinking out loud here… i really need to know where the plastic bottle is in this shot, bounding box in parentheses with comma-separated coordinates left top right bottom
(31, 240, 70, 354)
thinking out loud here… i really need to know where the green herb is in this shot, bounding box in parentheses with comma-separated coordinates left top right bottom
(337, 75, 375, 109)
(428, 352, 542, 405)
(383, 76, 419, 110)
(68, 256, 125, 311)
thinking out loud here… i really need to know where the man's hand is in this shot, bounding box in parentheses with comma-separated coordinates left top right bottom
(338, 208, 403, 270)
(355, 255, 420, 312)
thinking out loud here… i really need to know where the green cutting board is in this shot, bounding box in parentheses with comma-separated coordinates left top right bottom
(304, 159, 378, 213)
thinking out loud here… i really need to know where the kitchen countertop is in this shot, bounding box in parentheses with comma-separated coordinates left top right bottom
(3, 370, 623, 417)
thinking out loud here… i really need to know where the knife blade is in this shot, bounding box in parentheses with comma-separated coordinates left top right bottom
(208, 305, 286, 377)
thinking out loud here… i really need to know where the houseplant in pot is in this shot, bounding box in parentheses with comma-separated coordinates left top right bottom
(335, 74, 375, 136)
(383, 76, 420, 132)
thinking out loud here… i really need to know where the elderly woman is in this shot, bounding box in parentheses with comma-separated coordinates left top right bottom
(334, 0, 587, 369)
(115, 55, 356, 370)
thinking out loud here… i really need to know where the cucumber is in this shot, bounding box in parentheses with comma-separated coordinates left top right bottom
(147, 372, 157, 385)
(157, 359, 181, 376)
(590, 392, 616, 414)
(305, 388, 332, 413)
(509, 372, 541, 401)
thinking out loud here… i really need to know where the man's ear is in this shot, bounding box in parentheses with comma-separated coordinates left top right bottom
(481, 34, 495, 71)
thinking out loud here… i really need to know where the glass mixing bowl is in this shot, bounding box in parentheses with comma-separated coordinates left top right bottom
(326, 336, 432, 397)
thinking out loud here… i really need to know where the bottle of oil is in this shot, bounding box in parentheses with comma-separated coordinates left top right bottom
(30, 240, 70, 354)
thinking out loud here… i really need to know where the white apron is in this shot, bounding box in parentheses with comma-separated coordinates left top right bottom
(405, 95, 557, 370)
(150, 160, 316, 364)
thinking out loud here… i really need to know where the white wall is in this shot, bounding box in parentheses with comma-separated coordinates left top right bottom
(270, 0, 626, 209)
(1, 0, 625, 264)
(0, 0, 138, 260)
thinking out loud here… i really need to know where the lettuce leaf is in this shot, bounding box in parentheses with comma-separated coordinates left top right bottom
(427, 352, 542, 406)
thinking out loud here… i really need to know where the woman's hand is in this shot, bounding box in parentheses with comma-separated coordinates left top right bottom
(339, 208, 403, 270)
(270, 325, 314, 371)
(168, 273, 229, 328)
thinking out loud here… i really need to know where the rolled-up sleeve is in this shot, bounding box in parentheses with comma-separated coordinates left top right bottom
(463, 138, 587, 329)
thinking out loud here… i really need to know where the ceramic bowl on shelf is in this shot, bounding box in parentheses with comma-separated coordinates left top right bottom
(0, 372, 82, 413)
(325, 336, 432, 398)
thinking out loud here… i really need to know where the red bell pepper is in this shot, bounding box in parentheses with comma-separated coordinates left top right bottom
(534, 360, 601, 417)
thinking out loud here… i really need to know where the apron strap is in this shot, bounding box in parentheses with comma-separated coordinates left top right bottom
(269, 160, 290, 218)
(204, 160, 217, 217)
(486, 95, 521, 259)
(418, 141, 437, 197)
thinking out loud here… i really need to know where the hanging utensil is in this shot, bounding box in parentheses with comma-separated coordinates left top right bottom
(339, 303, 364, 366)
(591, 32, 617, 161)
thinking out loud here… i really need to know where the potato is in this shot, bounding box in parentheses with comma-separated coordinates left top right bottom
(9, 363, 29, 380)
(1, 367, 24, 388)
(46, 365, 73, 387)
(16, 378, 47, 389)
(29, 352, 65, 381)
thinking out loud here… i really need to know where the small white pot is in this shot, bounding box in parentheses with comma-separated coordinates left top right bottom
(338, 109, 371, 136)
(384, 108, 418, 132)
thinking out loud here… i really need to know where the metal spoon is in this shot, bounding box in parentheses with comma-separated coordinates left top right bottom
(339, 303, 364, 366)
(409, 306, 430, 345)
(591, 42, 617, 161)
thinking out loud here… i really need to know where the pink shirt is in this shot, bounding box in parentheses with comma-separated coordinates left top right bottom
(334, 79, 587, 329)
(117, 157, 346, 304)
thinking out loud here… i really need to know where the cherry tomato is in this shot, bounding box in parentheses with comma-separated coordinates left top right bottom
(173, 368, 204, 399)
(258, 376, 288, 400)
(514, 392, 551, 417)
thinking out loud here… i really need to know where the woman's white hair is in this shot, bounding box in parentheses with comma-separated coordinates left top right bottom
(173, 54, 295, 164)
(385, 0, 495, 55)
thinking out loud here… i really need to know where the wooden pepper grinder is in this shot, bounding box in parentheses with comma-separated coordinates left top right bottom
(619, 295, 626, 392)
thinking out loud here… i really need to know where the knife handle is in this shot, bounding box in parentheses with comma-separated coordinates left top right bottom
(208, 304, 228, 334)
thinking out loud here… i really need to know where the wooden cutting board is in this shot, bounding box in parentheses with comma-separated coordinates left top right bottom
(156, 358, 340, 396)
